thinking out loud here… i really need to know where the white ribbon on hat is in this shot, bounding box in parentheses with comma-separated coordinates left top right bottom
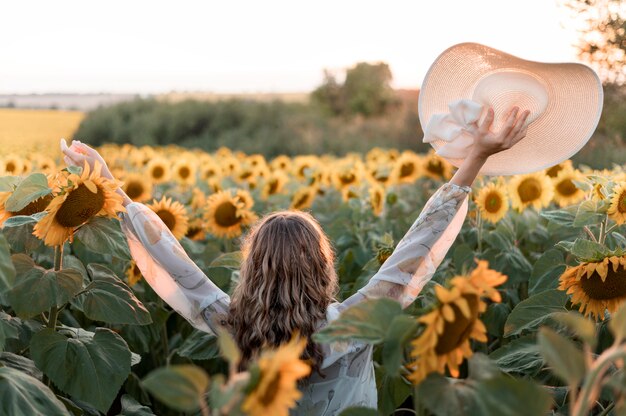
(423, 99, 485, 159)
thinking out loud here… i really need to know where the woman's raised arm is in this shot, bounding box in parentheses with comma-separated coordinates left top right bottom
(337, 106, 530, 310)
(60, 139, 230, 335)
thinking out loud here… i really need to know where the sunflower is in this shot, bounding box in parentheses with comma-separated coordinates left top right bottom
(366, 163, 395, 187)
(608, 182, 626, 225)
(204, 190, 258, 238)
(545, 160, 573, 178)
(185, 217, 206, 241)
(220, 156, 241, 176)
(390, 152, 422, 184)
(235, 189, 255, 210)
(292, 156, 319, 181)
(508, 172, 554, 212)
(190, 188, 207, 211)
(422, 151, 453, 180)
(0, 176, 55, 226)
(2, 155, 24, 176)
(474, 182, 509, 224)
(552, 169, 586, 207)
(261, 171, 289, 200)
(172, 159, 197, 186)
(147, 196, 189, 240)
(559, 256, 626, 320)
(146, 158, 171, 184)
(407, 261, 506, 385)
(199, 160, 223, 182)
(340, 186, 360, 202)
(241, 336, 311, 416)
(33, 161, 125, 246)
(35, 156, 57, 175)
(331, 162, 363, 190)
(126, 260, 143, 286)
(270, 155, 292, 172)
(121, 173, 153, 202)
(290, 187, 317, 211)
(369, 184, 385, 216)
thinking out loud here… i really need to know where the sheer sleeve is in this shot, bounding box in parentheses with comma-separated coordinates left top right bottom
(338, 182, 471, 310)
(119, 202, 230, 335)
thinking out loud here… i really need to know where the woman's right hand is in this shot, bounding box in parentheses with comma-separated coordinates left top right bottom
(60, 139, 114, 180)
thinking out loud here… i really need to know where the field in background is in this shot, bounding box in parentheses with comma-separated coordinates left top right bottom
(0, 108, 84, 156)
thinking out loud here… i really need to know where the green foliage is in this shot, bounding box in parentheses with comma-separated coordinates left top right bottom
(4, 173, 51, 212)
(7, 254, 83, 319)
(0, 367, 70, 416)
(141, 365, 209, 412)
(538, 327, 587, 385)
(504, 290, 569, 337)
(75, 217, 131, 260)
(75, 264, 152, 325)
(30, 328, 132, 413)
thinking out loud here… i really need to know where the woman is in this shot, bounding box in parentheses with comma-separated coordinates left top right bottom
(61, 106, 529, 415)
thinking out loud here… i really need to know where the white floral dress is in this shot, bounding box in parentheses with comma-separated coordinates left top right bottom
(119, 182, 471, 415)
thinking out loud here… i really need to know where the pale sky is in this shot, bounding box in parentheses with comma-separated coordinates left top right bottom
(0, 0, 582, 94)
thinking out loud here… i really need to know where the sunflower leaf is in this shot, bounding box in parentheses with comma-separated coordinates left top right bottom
(538, 327, 586, 385)
(1, 212, 47, 228)
(0, 235, 16, 301)
(609, 301, 626, 342)
(529, 249, 566, 295)
(208, 251, 242, 270)
(489, 335, 543, 376)
(569, 238, 611, 262)
(4, 173, 51, 213)
(7, 255, 83, 319)
(0, 366, 70, 416)
(75, 263, 152, 325)
(30, 327, 131, 414)
(75, 217, 131, 260)
(540, 206, 577, 227)
(141, 365, 209, 412)
(573, 200, 605, 226)
(313, 298, 404, 344)
(0, 176, 20, 192)
(503, 289, 569, 337)
(177, 330, 219, 360)
(551, 311, 597, 349)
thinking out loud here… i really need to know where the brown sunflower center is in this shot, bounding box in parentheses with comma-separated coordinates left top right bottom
(339, 173, 356, 185)
(268, 179, 279, 195)
(618, 191, 626, 213)
(427, 160, 443, 176)
(546, 164, 563, 178)
(258, 372, 281, 406)
(435, 294, 480, 355)
(6, 162, 16, 173)
(178, 166, 191, 179)
(125, 181, 145, 200)
(13, 194, 54, 216)
(215, 202, 241, 227)
(155, 209, 177, 231)
(556, 179, 578, 196)
(484, 192, 502, 213)
(400, 163, 415, 178)
(152, 166, 165, 179)
(293, 192, 312, 209)
(55, 184, 106, 228)
(517, 178, 542, 203)
(580, 266, 626, 300)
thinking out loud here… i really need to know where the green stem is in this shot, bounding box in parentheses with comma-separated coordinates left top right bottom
(572, 346, 626, 416)
(583, 226, 598, 243)
(476, 209, 483, 254)
(597, 402, 615, 416)
(599, 214, 609, 245)
(47, 245, 64, 330)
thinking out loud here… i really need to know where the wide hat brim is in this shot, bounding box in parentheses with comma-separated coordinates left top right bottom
(419, 42, 604, 176)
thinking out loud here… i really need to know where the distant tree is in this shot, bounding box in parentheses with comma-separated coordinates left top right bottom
(343, 62, 397, 117)
(311, 70, 345, 116)
(311, 62, 399, 117)
(566, 0, 626, 84)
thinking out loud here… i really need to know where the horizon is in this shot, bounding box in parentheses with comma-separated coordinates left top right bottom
(1, 0, 582, 95)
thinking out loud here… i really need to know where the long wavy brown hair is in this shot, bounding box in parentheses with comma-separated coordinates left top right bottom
(228, 210, 338, 372)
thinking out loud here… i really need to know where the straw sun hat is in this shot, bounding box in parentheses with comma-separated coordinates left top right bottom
(419, 42, 603, 176)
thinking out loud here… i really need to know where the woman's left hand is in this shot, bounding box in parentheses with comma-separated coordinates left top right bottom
(465, 106, 530, 160)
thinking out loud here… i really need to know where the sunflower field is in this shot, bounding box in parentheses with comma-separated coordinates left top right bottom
(1, 144, 626, 416)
